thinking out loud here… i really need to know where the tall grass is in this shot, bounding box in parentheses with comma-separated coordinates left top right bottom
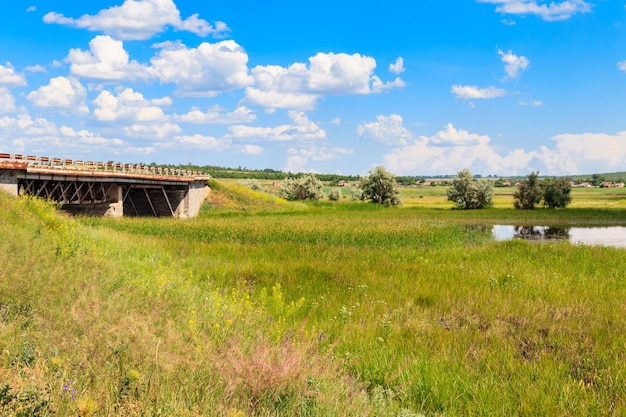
(2, 183, 626, 416)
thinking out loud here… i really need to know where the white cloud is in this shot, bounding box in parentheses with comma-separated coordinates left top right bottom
(26, 6, 36, 12)
(43, 0, 229, 40)
(0, 62, 27, 86)
(163, 134, 231, 151)
(92, 88, 171, 122)
(499, 49, 529, 79)
(383, 124, 535, 175)
(149, 40, 253, 97)
(178, 105, 256, 124)
(376, 118, 626, 176)
(0, 114, 129, 155)
(519, 99, 543, 106)
(389, 57, 405, 74)
(245, 52, 404, 110)
(25, 65, 47, 73)
(228, 111, 326, 142)
(124, 122, 181, 139)
(478, 0, 592, 21)
(451, 85, 507, 99)
(536, 131, 626, 174)
(0, 114, 59, 137)
(27, 76, 89, 115)
(0, 88, 17, 114)
(618, 60, 626, 71)
(67, 36, 150, 81)
(237, 144, 264, 155)
(356, 114, 414, 146)
(284, 145, 353, 173)
(427, 123, 489, 146)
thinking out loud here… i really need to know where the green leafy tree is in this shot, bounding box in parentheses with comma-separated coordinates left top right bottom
(446, 169, 493, 209)
(542, 177, 572, 209)
(513, 171, 543, 209)
(359, 166, 402, 206)
(277, 174, 324, 200)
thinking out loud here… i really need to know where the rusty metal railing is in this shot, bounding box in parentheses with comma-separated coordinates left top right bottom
(0, 153, 206, 177)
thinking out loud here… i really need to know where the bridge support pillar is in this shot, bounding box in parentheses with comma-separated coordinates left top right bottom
(176, 181, 210, 219)
(104, 185, 123, 218)
(0, 169, 19, 196)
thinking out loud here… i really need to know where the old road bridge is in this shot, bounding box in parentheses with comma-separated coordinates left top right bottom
(0, 153, 211, 218)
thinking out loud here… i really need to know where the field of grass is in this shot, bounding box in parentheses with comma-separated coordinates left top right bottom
(2, 183, 626, 416)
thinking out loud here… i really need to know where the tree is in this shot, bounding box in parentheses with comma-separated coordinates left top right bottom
(359, 166, 402, 206)
(542, 177, 572, 209)
(446, 169, 493, 209)
(277, 174, 324, 201)
(513, 171, 542, 209)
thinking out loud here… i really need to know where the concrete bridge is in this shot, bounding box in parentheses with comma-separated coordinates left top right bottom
(0, 153, 211, 218)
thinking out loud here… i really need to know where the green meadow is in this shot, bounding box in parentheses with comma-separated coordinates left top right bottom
(2, 184, 626, 416)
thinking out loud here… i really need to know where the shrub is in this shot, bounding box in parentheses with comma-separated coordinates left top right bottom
(277, 175, 324, 201)
(446, 169, 493, 209)
(327, 189, 341, 201)
(244, 178, 265, 192)
(542, 177, 572, 209)
(513, 172, 542, 209)
(359, 166, 402, 206)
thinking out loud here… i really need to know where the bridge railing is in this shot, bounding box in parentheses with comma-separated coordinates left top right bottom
(0, 153, 206, 177)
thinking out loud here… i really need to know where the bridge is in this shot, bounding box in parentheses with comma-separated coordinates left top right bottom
(0, 153, 211, 218)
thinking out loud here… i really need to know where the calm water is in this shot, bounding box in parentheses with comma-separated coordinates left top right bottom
(492, 225, 626, 248)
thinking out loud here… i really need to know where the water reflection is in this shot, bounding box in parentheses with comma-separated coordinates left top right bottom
(492, 225, 626, 248)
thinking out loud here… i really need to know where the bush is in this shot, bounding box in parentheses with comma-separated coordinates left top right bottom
(513, 171, 542, 209)
(244, 178, 266, 192)
(513, 172, 572, 209)
(542, 177, 572, 209)
(446, 169, 493, 209)
(277, 175, 324, 201)
(327, 189, 341, 201)
(359, 166, 402, 206)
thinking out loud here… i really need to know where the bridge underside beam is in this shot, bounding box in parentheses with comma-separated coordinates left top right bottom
(122, 184, 186, 218)
(19, 178, 116, 204)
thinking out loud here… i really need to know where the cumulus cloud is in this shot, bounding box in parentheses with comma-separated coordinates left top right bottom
(499, 49, 529, 79)
(372, 117, 626, 176)
(149, 40, 253, 97)
(618, 60, 626, 71)
(356, 114, 414, 146)
(27, 76, 89, 115)
(284, 145, 353, 173)
(382, 123, 535, 175)
(228, 111, 326, 142)
(43, 0, 229, 40)
(178, 105, 256, 124)
(92, 88, 171, 122)
(0, 62, 27, 86)
(67, 35, 150, 81)
(0, 113, 130, 155)
(162, 134, 231, 151)
(389, 57, 405, 74)
(451, 85, 507, 99)
(0, 88, 17, 114)
(124, 122, 181, 139)
(427, 123, 489, 146)
(536, 131, 626, 174)
(477, 0, 592, 21)
(237, 144, 264, 155)
(245, 52, 404, 111)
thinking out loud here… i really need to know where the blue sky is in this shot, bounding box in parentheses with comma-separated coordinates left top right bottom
(1, 0, 625, 176)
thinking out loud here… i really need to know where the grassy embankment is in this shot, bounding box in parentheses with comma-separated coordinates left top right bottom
(2, 183, 626, 416)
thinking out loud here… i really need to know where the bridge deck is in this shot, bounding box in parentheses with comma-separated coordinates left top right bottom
(0, 153, 211, 218)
